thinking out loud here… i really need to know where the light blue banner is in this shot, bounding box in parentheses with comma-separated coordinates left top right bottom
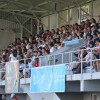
(30, 64, 66, 93)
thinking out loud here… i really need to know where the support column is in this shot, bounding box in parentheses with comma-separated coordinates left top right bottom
(80, 80, 84, 92)
(68, 6, 70, 25)
(37, 19, 40, 34)
(78, 6, 81, 24)
(48, 12, 50, 30)
(57, 13, 59, 28)
(21, 25, 23, 39)
(91, 0, 94, 18)
(31, 18, 33, 35)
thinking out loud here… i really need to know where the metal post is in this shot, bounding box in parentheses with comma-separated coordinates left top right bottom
(21, 25, 23, 39)
(91, 0, 94, 18)
(70, 52, 73, 80)
(31, 18, 33, 35)
(48, 12, 50, 30)
(54, 55, 55, 65)
(62, 53, 63, 64)
(90, 49, 93, 79)
(78, 6, 81, 24)
(81, 50, 83, 75)
(37, 19, 39, 34)
(57, 13, 59, 28)
(68, 6, 70, 25)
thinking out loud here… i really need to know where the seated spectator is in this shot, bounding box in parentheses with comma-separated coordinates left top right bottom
(84, 34, 93, 47)
(56, 42, 62, 50)
(88, 41, 95, 48)
(33, 58, 39, 67)
(19, 60, 26, 69)
(9, 50, 17, 61)
(72, 47, 95, 74)
(94, 39, 100, 59)
(93, 33, 99, 45)
(49, 42, 56, 54)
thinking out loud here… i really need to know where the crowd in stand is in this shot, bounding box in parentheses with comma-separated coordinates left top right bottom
(0, 15, 100, 79)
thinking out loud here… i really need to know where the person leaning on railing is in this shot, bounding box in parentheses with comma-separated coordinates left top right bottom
(72, 47, 95, 74)
(92, 39, 100, 71)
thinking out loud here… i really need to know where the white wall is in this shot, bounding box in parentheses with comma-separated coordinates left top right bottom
(50, 14, 58, 30)
(41, 16, 49, 30)
(58, 10, 67, 27)
(41, 14, 58, 30)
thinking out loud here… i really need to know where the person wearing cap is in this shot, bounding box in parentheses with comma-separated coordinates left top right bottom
(11, 94, 18, 100)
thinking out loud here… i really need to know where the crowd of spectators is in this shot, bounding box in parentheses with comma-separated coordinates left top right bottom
(0, 15, 100, 79)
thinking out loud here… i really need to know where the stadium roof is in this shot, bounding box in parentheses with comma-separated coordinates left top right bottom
(0, 0, 94, 18)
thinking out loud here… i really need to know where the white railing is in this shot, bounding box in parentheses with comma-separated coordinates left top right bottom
(0, 47, 100, 84)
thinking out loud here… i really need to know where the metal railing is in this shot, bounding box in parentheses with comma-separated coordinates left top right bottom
(0, 47, 100, 84)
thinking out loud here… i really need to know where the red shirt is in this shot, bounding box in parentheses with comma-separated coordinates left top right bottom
(34, 61, 39, 67)
(13, 96, 18, 100)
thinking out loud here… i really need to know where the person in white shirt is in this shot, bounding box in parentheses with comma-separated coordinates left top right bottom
(49, 43, 56, 54)
(56, 42, 62, 50)
(9, 50, 17, 61)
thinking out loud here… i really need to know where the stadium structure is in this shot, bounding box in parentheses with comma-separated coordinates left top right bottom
(0, 0, 100, 100)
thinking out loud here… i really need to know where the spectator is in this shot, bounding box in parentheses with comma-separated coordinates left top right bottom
(56, 42, 62, 50)
(49, 42, 56, 54)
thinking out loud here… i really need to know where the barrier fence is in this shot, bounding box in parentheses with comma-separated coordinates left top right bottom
(0, 47, 100, 84)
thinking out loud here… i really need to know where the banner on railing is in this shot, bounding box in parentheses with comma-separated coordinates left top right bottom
(5, 61, 19, 93)
(30, 64, 66, 93)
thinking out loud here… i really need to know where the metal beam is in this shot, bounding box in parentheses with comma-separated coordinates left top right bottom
(13, 13, 32, 34)
(80, 7, 92, 17)
(0, 9, 36, 19)
(0, 3, 7, 8)
(37, 1, 51, 7)
(90, 0, 94, 18)
(58, 14, 68, 24)
(22, 18, 31, 25)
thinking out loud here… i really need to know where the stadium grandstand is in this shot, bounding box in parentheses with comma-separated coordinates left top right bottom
(0, 0, 100, 100)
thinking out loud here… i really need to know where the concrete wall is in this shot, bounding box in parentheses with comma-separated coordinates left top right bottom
(0, 19, 21, 49)
(21, 84, 54, 100)
(83, 93, 100, 100)
(41, 14, 58, 30)
(58, 10, 68, 27)
(41, 16, 49, 30)
(0, 29, 15, 49)
(56, 93, 83, 100)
